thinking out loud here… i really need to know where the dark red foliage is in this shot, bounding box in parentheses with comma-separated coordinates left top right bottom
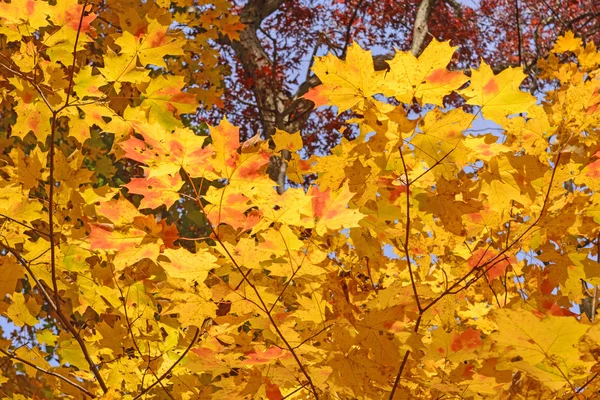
(201, 0, 600, 155)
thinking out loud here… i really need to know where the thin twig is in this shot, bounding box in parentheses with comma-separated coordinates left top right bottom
(389, 316, 422, 399)
(41, 0, 108, 392)
(184, 172, 320, 399)
(569, 373, 598, 399)
(0, 213, 48, 238)
(58, 0, 88, 112)
(113, 275, 175, 400)
(340, 0, 365, 58)
(132, 328, 200, 400)
(396, 144, 422, 313)
(593, 235, 600, 323)
(389, 140, 565, 396)
(291, 324, 334, 350)
(0, 348, 95, 398)
(422, 150, 562, 315)
(515, 0, 522, 67)
(364, 257, 379, 293)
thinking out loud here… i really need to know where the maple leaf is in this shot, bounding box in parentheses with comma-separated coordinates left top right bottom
(0, 0, 53, 31)
(137, 75, 198, 128)
(307, 183, 365, 235)
(491, 309, 592, 390)
(552, 31, 583, 54)
(6, 293, 38, 327)
(384, 39, 468, 106)
(120, 122, 214, 178)
(311, 42, 385, 113)
(124, 174, 184, 209)
(114, 18, 186, 68)
(467, 247, 516, 281)
(459, 62, 536, 124)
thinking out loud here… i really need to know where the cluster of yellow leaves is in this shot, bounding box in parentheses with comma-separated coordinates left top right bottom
(2, 0, 600, 396)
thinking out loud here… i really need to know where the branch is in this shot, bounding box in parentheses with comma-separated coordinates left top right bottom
(0, 213, 49, 238)
(388, 126, 566, 396)
(340, 0, 366, 58)
(184, 173, 320, 398)
(58, 0, 88, 112)
(33, 1, 109, 393)
(569, 372, 598, 399)
(515, 0, 522, 66)
(113, 277, 175, 400)
(389, 316, 422, 399)
(444, 0, 462, 18)
(411, 0, 437, 57)
(132, 327, 200, 400)
(1, 240, 109, 393)
(395, 144, 422, 313)
(0, 348, 95, 398)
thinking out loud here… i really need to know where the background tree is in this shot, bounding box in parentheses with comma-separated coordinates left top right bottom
(213, 0, 600, 150)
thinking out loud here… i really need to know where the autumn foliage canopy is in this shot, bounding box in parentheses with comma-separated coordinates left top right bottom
(2, 0, 600, 399)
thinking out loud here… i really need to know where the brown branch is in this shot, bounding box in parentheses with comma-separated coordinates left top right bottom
(132, 327, 200, 400)
(0, 241, 107, 393)
(443, 0, 462, 18)
(283, 383, 308, 399)
(409, 148, 454, 185)
(113, 276, 175, 400)
(569, 373, 598, 399)
(389, 316, 422, 399)
(515, 0, 522, 67)
(35, 1, 109, 393)
(0, 213, 49, 238)
(268, 229, 317, 313)
(58, 0, 88, 111)
(411, 0, 437, 57)
(423, 149, 562, 315)
(0, 56, 54, 112)
(0, 348, 95, 398)
(364, 257, 379, 293)
(388, 142, 427, 399)
(388, 136, 565, 396)
(0, 240, 60, 313)
(290, 324, 334, 350)
(340, 0, 366, 58)
(566, 12, 600, 29)
(48, 112, 60, 316)
(592, 236, 600, 323)
(483, 273, 502, 308)
(184, 173, 319, 398)
(395, 144, 422, 313)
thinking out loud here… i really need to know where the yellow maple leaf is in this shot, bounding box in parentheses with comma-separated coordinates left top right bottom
(114, 18, 186, 68)
(6, 292, 38, 327)
(492, 309, 591, 391)
(311, 42, 385, 113)
(159, 248, 217, 283)
(272, 129, 303, 152)
(384, 39, 468, 106)
(308, 183, 365, 235)
(463, 135, 511, 162)
(459, 62, 536, 124)
(552, 30, 583, 54)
